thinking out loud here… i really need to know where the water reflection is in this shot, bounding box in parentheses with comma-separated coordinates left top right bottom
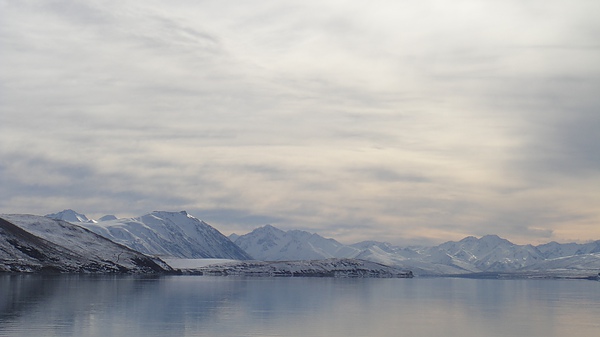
(1, 275, 599, 337)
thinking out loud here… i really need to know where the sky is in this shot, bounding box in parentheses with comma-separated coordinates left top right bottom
(1, 0, 599, 246)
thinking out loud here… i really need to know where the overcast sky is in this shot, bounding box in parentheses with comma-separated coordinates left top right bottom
(1, 0, 599, 245)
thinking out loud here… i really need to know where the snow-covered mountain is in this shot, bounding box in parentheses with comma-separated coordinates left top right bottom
(351, 241, 476, 275)
(521, 253, 600, 273)
(45, 209, 96, 223)
(536, 240, 600, 259)
(81, 211, 252, 260)
(232, 225, 361, 261)
(421, 235, 546, 272)
(98, 214, 118, 222)
(233, 225, 475, 274)
(234, 225, 600, 276)
(9, 210, 600, 276)
(0, 215, 171, 273)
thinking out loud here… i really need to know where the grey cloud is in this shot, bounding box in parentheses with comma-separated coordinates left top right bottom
(488, 77, 600, 178)
(42, 0, 113, 26)
(348, 167, 431, 184)
(2, 0, 600, 245)
(191, 208, 285, 232)
(150, 15, 220, 46)
(0, 149, 195, 215)
(537, 107, 600, 175)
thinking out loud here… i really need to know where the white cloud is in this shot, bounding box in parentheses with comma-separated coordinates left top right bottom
(1, 0, 599, 245)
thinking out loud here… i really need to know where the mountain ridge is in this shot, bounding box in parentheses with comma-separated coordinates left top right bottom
(6, 209, 599, 276)
(0, 215, 171, 273)
(234, 224, 600, 276)
(80, 210, 252, 260)
(233, 224, 361, 261)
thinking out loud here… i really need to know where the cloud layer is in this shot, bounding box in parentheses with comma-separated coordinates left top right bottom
(1, 0, 599, 245)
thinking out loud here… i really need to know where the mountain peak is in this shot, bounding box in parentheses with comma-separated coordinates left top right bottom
(479, 234, 513, 246)
(459, 236, 478, 243)
(234, 225, 357, 261)
(98, 214, 117, 222)
(256, 224, 285, 234)
(45, 209, 93, 223)
(149, 210, 197, 220)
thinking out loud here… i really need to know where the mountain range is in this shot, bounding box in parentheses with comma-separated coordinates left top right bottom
(232, 225, 600, 276)
(2, 209, 599, 277)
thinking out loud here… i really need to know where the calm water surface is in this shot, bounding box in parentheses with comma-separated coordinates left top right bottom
(1, 274, 599, 337)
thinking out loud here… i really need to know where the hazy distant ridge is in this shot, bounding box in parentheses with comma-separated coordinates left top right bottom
(234, 226, 600, 276)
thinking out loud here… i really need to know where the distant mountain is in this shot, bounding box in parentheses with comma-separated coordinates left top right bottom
(233, 225, 470, 274)
(45, 209, 96, 223)
(350, 241, 473, 275)
(98, 215, 118, 222)
(0, 215, 171, 273)
(521, 252, 600, 273)
(423, 235, 546, 272)
(80, 211, 252, 260)
(536, 240, 600, 259)
(234, 225, 600, 276)
(233, 225, 361, 261)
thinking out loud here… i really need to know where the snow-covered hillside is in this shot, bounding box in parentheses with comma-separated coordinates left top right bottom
(536, 240, 600, 259)
(188, 258, 414, 278)
(352, 241, 477, 275)
(233, 225, 361, 261)
(421, 235, 546, 272)
(80, 211, 252, 260)
(0, 215, 171, 273)
(233, 225, 474, 274)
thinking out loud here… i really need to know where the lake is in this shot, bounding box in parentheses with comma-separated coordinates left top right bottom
(1, 275, 599, 337)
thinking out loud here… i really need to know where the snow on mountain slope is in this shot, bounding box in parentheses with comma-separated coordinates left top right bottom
(399, 236, 600, 274)
(351, 241, 423, 259)
(536, 240, 600, 259)
(433, 235, 513, 261)
(81, 211, 252, 260)
(422, 235, 546, 272)
(347, 240, 469, 275)
(233, 225, 361, 261)
(522, 253, 600, 272)
(0, 215, 170, 273)
(234, 225, 506, 274)
(45, 209, 96, 223)
(354, 246, 476, 275)
(33, 210, 600, 276)
(235, 226, 600, 275)
(98, 215, 118, 222)
(192, 258, 414, 278)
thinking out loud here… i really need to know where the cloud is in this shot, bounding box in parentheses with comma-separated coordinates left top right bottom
(1, 0, 600, 245)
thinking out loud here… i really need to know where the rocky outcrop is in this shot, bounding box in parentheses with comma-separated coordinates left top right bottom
(184, 258, 414, 278)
